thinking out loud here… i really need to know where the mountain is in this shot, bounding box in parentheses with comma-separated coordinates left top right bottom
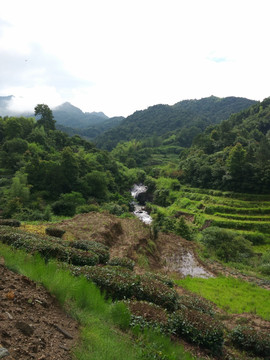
(178, 97, 270, 193)
(95, 96, 257, 150)
(52, 102, 109, 128)
(56, 116, 124, 140)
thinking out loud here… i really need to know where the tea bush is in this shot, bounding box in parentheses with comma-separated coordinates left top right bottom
(177, 294, 215, 316)
(0, 219, 21, 227)
(126, 301, 169, 333)
(70, 240, 110, 264)
(73, 265, 179, 311)
(45, 227, 66, 238)
(230, 325, 270, 357)
(108, 257, 135, 270)
(169, 308, 224, 354)
(0, 226, 99, 266)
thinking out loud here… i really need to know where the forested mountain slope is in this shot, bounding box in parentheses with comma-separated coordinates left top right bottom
(178, 97, 270, 193)
(95, 96, 257, 150)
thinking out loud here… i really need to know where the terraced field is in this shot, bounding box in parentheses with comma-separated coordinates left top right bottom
(163, 186, 270, 252)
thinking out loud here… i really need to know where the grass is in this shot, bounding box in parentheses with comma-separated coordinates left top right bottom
(175, 276, 270, 320)
(0, 243, 194, 360)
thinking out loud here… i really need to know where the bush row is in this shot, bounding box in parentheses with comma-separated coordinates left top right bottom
(212, 219, 270, 234)
(230, 325, 270, 357)
(123, 299, 223, 354)
(107, 256, 135, 270)
(0, 226, 105, 266)
(170, 308, 224, 354)
(72, 265, 179, 311)
(215, 212, 270, 222)
(205, 205, 270, 215)
(69, 240, 110, 264)
(0, 219, 21, 227)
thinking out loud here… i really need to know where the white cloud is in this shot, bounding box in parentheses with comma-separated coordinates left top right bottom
(0, 0, 270, 117)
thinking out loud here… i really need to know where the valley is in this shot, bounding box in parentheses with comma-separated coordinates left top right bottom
(0, 96, 270, 359)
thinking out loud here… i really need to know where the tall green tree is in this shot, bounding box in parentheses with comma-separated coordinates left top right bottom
(34, 104, 56, 131)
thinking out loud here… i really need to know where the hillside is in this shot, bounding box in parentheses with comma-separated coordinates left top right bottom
(178, 97, 270, 193)
(53, 102, 109, 128)
(95, 96, 257, 150)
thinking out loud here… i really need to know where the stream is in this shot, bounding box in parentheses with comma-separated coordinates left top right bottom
(131, 184, 213, 278)
(131, 184, 152, 225)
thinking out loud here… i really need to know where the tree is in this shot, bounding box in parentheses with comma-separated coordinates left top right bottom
(34, 104, 56, 131)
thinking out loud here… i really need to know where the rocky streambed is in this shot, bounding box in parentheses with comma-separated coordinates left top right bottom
(131, 184, 152, 225)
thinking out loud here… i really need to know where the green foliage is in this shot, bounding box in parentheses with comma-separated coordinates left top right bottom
(169, 308, 224, 354)
(52, 192, 85, 216)
(0, 226, 100, 266)
(178, 98, 270, 193)
(174, 217, 193, 241)
(230, 325, 270, 357)
(76, 204, 100, 214)
(108, 257, 135, 270)
(109, 301, 131, 330)
(0, 219, 21, 227)
(201, 227, 254, 262)
(73, 265, 179, 311)
(69, 240, 110, 264)
(96, 96, 256, 151)
(177, 294, 215, 317)
(126, 301, 169, 333)
(45, 227, 66, 238)
(34, 104, 56, 131)
(102, 202, 127, 216)
(0, 243, 194, 360)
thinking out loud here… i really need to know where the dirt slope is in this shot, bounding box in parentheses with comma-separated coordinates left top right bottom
(0, 259, 79, 360)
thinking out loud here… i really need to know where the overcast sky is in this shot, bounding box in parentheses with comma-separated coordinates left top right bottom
(1, 0, 270, 117)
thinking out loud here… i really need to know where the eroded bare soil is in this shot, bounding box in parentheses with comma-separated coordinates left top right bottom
(0, 260, 79, 360)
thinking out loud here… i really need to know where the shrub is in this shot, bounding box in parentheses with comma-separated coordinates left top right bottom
(70, 240, 110, 264)
(143, 272, 174, 288)
(201, 227, 254, 262)
(0, 219, 21, 227)
(102, 202, 125, 216)
(76, 204, 100, 214)
(230, 325, 270, 357)
(108, 257, 135, 270)
(126, 301, 169, 332)
(52, 200, 76, 216)
(0, 226, 99, 266)
(177, 294, 215, 316)
(169, 308, 224, 354)
(73, 265, 179, 311)
(45, 227, 66, 238)
(174, 217, 193, 241)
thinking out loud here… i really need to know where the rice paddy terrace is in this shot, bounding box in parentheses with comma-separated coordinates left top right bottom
(164, 186, 270, 252)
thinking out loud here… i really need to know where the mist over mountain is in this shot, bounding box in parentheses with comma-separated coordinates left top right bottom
(53, 102, 109, 128)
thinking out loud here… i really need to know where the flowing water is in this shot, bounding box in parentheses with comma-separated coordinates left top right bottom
(131, 184, 152, 225)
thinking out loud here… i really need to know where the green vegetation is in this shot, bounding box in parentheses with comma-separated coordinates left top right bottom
(0, 106, 139, 220)
(96, 96, 256, 150)
(0, 244, 194, 360)
(178, 97, 270, 193)
(176, 277, 270, 320)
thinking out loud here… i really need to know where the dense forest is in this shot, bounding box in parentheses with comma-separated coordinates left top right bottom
(0, 104, 144, 220)
(178, 97, 270, 193)
(95, 96, 257, 150)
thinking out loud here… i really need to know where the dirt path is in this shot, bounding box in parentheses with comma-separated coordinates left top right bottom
(0, 259, 79, 360)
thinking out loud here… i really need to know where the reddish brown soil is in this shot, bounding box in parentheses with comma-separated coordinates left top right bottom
(0, 259, 79, 360)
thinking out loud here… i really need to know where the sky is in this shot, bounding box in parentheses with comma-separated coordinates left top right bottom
(1, 0, 270, 118)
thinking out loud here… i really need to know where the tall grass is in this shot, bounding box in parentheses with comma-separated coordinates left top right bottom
(0, 244, 194, 360)
(175, 276, 270, 320)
